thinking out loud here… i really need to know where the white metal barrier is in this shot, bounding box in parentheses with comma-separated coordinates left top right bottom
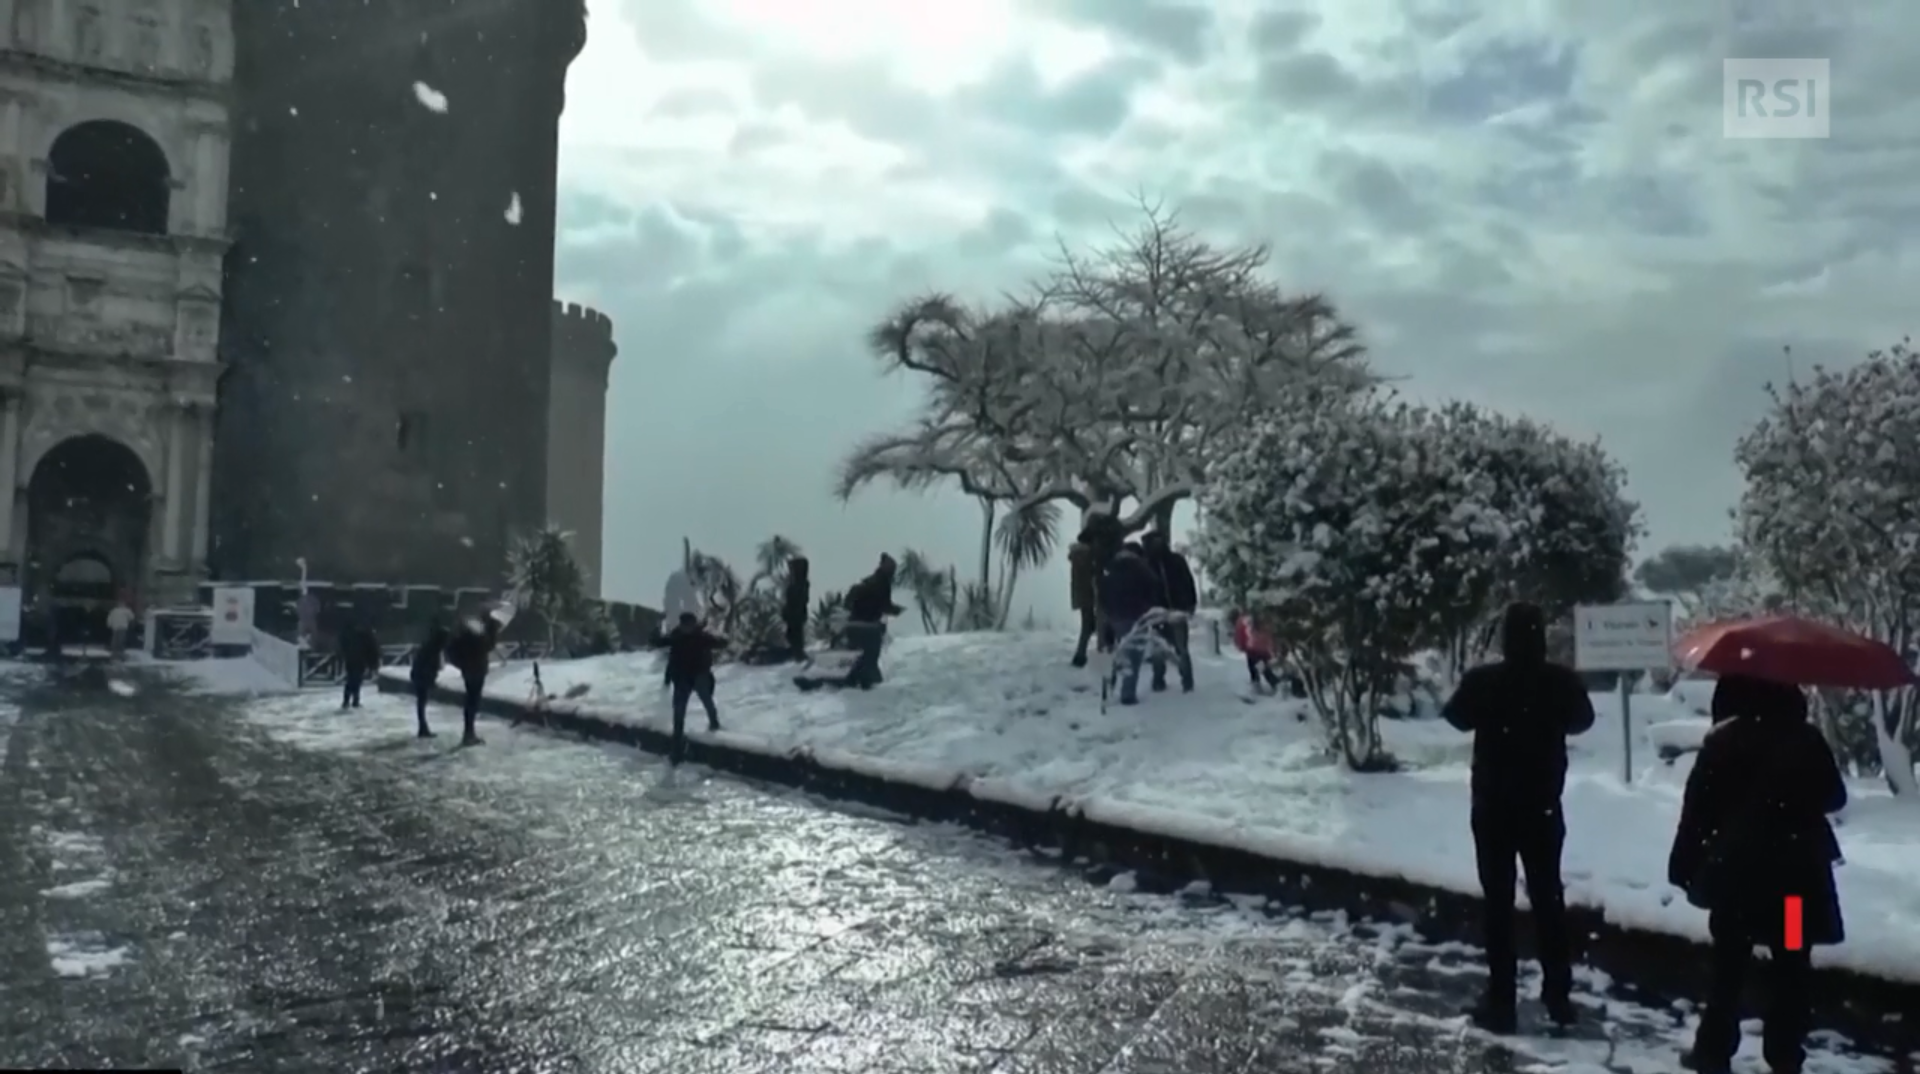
(249, 626, 303, 688)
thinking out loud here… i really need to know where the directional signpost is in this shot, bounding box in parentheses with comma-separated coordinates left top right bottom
(1574, 601, 1675, 784)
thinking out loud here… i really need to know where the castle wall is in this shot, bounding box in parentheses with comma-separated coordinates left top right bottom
(211, 0, 585, 587)
(546, 299, 613, 596)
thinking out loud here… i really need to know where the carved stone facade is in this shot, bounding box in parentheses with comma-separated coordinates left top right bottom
(0, 0, 230, 604)
(547, 300, 615, 597)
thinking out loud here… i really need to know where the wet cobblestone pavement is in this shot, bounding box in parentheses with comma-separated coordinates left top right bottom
(0, 663, 1906, 1074)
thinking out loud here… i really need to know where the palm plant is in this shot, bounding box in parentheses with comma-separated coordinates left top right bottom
(895, 548, 957, 633)
(810, 590, 846, 645)
(992, 501, 1060, 628)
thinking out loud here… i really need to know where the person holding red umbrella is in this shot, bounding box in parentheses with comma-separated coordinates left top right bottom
(1667, 673, 1847, 1074)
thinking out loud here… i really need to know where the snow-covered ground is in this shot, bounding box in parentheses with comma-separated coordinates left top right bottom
(383, 630, 1920, 984)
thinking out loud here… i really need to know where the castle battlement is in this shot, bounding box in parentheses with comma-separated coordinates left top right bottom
(550, 299, 617, 371)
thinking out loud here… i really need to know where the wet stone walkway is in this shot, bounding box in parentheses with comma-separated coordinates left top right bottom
(0, 662, 1905, 1074)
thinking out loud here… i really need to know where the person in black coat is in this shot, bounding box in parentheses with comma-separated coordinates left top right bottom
(444, 614, 502, 746)
(1441, 601, 1596, 1032)
(1077, 511, 1126, 652)
(650, 612, 728, 764)
(339, 621, 381, 710)
(1100, 543, 1165, 705)
(409, 623, 450, 738)
(782, 556, 811, 660)
(1668, 675, 1845, 1074)
(842, 554, 903, 688)
(1140, 530, 1197, 693)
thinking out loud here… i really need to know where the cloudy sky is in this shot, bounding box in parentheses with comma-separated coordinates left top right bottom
(553, 0, 1912, 618)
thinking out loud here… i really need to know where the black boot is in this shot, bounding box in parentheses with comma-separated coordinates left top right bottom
(1464, 999, 1516, 1034)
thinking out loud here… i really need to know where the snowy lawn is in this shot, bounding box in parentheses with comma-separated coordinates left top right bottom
(384, 631, 1920, 983)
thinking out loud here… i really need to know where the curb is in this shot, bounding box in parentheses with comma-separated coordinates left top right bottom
(376, 672, 1919, 1048)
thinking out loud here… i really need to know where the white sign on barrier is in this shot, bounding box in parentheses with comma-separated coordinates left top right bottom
(1574, 601, 1674, 671)
(210, 586, 255, 646)
(0, 585, 19, 643)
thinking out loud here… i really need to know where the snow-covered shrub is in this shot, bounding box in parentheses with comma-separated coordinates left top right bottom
(1419, 404, 1640, 676)
(1737, 339, 1920, 795)
(1194, 391, 1516, 769)
(505, 525, 611, 656)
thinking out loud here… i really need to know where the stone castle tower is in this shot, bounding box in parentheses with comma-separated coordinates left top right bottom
(210, 0, 588, 588)
(546, 300, 614, 597)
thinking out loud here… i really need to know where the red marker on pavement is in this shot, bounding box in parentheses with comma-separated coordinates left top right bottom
(1784, 895, 1804, 951)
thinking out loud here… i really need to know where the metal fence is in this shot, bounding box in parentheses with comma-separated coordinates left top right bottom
(145, 610, 212, 661)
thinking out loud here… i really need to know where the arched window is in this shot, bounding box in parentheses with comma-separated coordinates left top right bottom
(45, 120, 172, 235)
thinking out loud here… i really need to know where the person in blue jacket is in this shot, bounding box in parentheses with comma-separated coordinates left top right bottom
(1099, 542, 1166, 705)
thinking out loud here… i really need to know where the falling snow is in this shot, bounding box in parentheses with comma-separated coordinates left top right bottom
(412, 82, 448, 113)
(505, 192, 523, 225)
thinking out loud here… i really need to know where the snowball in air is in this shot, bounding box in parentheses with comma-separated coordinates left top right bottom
(412, 81, 448, 113)
(505, 192, 523, 225)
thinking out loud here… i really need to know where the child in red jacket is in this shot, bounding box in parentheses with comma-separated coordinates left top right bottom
(1232, 611, 1285, 693)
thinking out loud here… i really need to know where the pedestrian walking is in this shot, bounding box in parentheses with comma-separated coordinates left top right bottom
(1068, 543, 1102, 667)
(842, 554, 904, 689)
(1140, 531, 1196, 692)
(1440, 601, 1595, 1032)
(106, 599, 135, 659)
(1668, 674, 1845, 1074)
(339, 621, 381, 709)
(781, 555, 811, 661)
(445, 613, 502, 746)
(1099, 543, 1164, 706)
(650, 612, 727, 765)
(409, 622, 449, 738)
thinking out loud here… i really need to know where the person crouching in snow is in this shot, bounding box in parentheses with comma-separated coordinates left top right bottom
(444, 614, 502, 746)
(1233, 611, 1284, 693)
(650, 612, 727, 764)
(1099, 543, 1163, 706)
(842, 553, 904, 689)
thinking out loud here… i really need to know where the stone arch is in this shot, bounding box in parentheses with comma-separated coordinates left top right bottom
(44, 120, 172, 234)
(26, 434, 154, 609)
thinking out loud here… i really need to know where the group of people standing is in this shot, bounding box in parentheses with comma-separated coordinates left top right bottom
(1068, 513, 1199, 705)
(1445, 602, 1847, 1074)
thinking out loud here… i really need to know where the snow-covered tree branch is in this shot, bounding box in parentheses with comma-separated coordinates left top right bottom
(1736, 338, 1920, 795)
(842, 201, 1377, 544)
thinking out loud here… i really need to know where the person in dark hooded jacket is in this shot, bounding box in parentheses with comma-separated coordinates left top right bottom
(1441, 601, 1595, 1032)
(841, 554, 904, 688)
(339, 621, 381, 710)
(782, 556, 811, 660)
(1140, 530, 1197, 692)
(409, 623, 450, 738)
(649, 612, 727, 764)
(1667, 674, 1844, 1074)
(1100, 543, 1166, 705)
(444, 614, 502, 746)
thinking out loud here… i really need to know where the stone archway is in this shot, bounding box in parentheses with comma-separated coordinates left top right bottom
(44, 120, 172, 234)
(27, 434, 153, 614)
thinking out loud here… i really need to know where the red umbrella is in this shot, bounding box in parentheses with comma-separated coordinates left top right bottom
(1673, 615, 1916, 690)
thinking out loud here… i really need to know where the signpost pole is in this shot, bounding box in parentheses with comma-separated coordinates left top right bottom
(1620, 674, 1634, 784)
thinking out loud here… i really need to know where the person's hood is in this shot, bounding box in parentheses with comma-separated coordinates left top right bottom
(1711, 673, 1808, 724)
(1500, 602, 1547, 664)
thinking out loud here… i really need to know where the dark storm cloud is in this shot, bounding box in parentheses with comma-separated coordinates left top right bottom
(1037, 0, 1216, 62)
(748, 55, 943, 143)
(1314, 149, 1435, 233)
(1422, 38, 1577, 124)
(960, 54, 1160, 137)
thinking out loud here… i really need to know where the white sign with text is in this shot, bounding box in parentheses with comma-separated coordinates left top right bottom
(210, 586, 256, 646)
(1574, 601, 1674, 671)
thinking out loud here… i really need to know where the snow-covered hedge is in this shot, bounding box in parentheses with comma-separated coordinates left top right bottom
(1195, 390, 1639, 770)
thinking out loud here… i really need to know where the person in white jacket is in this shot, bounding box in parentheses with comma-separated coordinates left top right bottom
(106, 600, 136, 659)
